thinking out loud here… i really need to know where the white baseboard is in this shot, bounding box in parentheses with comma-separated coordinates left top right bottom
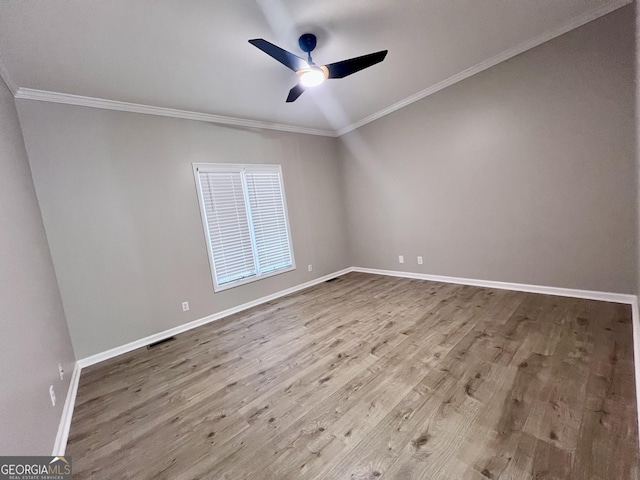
(77, 267, 354, 369)
(353, 267, 640, 451)
(54, 267, 352, 455)
(52, 361, 81, 456)
(632, 300, 640, 450)
(59, 265, 638, 456)
(351, 267, 636, 305)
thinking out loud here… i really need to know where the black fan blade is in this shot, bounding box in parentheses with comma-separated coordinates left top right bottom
(286, 84, 305, 103)
(325, 50, 388, 79)
(249, 39, 309, 72)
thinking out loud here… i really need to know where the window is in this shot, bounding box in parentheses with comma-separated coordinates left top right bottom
(193, 163, 295, 291)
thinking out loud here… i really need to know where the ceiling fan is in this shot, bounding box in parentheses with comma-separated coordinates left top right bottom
(249, 34, 388, 103)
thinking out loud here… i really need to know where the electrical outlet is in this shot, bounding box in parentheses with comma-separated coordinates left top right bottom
(49, 385, 56, 407)
(181, 301, 189, 312)
(308, 264, 313, 272)
(399, 255, 404, 264)
(417, 256, 423, 265)
(58, 363, 64, 381)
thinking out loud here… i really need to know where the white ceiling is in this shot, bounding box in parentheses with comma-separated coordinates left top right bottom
(0, 0, 630, 134)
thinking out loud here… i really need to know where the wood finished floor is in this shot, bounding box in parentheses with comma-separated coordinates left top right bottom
(67, 272, 639, 479)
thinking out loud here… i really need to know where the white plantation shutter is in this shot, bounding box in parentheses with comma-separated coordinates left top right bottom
(198, 170, 257, 285)
(245, 170, 292, 274)
(194, 164, 295, 291)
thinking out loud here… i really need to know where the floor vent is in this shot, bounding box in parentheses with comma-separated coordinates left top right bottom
(147, 336, 176, 349)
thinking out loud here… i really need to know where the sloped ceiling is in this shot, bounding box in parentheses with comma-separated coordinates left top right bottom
(0, 0, 630, 135)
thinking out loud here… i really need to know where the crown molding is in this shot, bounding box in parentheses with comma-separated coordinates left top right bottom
(336, 0, 632, 136)
(14, 88, 338, 137)
(0, 56, 17, 95)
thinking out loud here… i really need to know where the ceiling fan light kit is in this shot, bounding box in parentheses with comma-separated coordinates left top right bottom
(249, 33, 388, 103)
(298, 66, 328, 87)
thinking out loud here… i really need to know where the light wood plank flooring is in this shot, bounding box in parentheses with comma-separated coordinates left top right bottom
(67, 272, 639, 479)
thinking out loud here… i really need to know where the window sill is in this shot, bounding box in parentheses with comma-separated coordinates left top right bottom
(213, 264, 296, 293)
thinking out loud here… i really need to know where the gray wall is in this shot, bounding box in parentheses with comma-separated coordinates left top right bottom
(340, 6, 637, 294)
(10, 5, 637, 367)
(0, 78, 75, 454)
(16, 103, 350, 359)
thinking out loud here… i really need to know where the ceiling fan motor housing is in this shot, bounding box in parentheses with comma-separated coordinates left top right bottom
(298, 33, 317, 53)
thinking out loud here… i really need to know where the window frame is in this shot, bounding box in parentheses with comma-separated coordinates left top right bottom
(193, 162, 296, 292)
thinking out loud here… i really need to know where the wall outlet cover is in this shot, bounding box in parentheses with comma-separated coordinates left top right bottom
(399, 255, 404, 264)
(182, 301, 189, 312)
(49, 385, 56, 407)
